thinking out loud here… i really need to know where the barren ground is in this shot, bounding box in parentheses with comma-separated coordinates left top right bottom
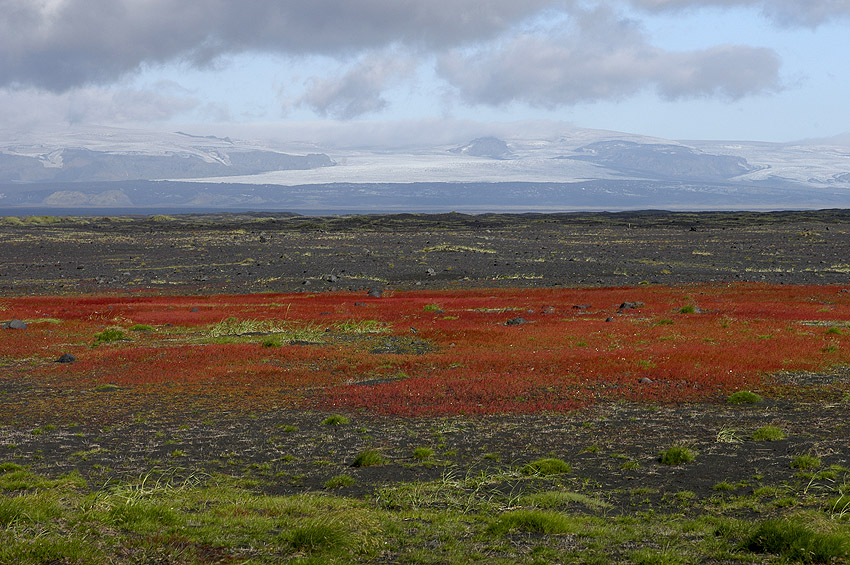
(2, 210, 849, 546)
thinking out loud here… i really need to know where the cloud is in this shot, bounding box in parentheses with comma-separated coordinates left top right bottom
(0, 85, 199, 129)
(438, 7, 780, 108)
(0, 0, 557, 91)
(296, 52, 417, 119)
(626, 0, 850, 27)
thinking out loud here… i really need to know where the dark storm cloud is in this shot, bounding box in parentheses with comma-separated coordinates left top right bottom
(438, 7, 780, 107)
(627, 0, 850, 27)
(0, 0, 557, 91)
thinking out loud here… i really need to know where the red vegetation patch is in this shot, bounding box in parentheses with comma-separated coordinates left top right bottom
(2, 284, 849, 421)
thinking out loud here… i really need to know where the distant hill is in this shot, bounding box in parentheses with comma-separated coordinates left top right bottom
(1, 125, 848, 212)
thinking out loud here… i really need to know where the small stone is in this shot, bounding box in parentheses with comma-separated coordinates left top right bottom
(325, 274, 338, 283)
(4, 319, 27, 330)
(367, 288, 383, 298)
(619, 301, 645, 310)
(605, 317, 614, 322)
(639, 377, 653, 384)
(572, 304, 591, 310)
(426, 268, 436, 277)
(190, 307, 199, 312)
(55, 353, 76, 363)
(505, 317, 527, 326)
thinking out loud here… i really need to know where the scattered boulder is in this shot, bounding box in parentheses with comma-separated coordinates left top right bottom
(190, 307, 199, 312)
(426, 268, 437, 277)
(367, 288, 383, 298)
(605, 317, 614, 322)
(4, 319, 27, 330)
(325, 274, 338, 283)
(55, 353, 76, 363)
(542, 306, 556, 314)
(639, 377, 653, 384)
(619, 301, 645, 310)
(572, 304, 591, 310)
(506, 317, 527, 326)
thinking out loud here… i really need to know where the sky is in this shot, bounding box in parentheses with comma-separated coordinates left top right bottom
(1, 0, 849, 144)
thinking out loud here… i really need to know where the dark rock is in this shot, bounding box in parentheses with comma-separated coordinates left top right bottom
(572, 304, 591, 310)
(354, 302, 365, 306)
(542, 306, 556, 314)
(55, 353, 76, 363)
(4, 319, 27, 330)
(619, 301, 645, 310)
(605, 317, 614, 322)
(505, 317, 527, 326)
(367, 288, 383, 298)
(190, 307, 199, 312)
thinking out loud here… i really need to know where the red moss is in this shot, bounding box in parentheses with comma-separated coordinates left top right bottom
(2, 283, 849, 418)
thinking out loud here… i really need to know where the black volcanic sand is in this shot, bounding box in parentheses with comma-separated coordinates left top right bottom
(1, 210, 850, 517)
(2, 209, 850, 295)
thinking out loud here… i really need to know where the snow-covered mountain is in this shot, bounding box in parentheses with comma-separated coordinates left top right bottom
(1, 124, 848, 212)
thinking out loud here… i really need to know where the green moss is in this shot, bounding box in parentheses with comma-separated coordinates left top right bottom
(727, 391, 763, 404)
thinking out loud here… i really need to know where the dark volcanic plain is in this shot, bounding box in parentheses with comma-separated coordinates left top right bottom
(1, 210, 850, 561)
(2, 209, 850, 295)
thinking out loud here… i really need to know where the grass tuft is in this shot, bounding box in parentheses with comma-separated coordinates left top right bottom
(93, 328, 127, 344)
(324, 474, 356, 489)
(520, 458, 571, 476)
(487, 510, 580, 535)
(791, 454, 821, 471)
(751, 425, 786, 441)
(412, 447, 434, 461)
(659, 445, 697, 465)
(351, 449, 386, 468)
(743, 518, 850, 562)
(284, 518, 349, 553)
(322, 414, 350, 426)
(727, 390, 763, 404)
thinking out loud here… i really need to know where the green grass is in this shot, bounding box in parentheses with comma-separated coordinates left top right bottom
(487, 510, 585, 535)
(520, 457, 571, 476)
(93, 328, 127, 344)
(727, 390, 763, 404)
(322, 414, 350, 426)
(324, 474, 356, 489)
(351, 449, 386, 467)
(2, 462, 848, 564)
(791, 454, 822, 471)
(743, 518, 850, 562)
(412, 447, 434, 461)
(659, 445, 696, 465)
(128, 324, 154, 332)
(518, 490, 612, 511)
(751, 425, 786, 441)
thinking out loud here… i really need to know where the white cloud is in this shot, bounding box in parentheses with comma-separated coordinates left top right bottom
(296, 51, 417, 119)
(626, 0, 850, 27)
(439, 7, 780, 107)
(0, 86, 199, 129)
